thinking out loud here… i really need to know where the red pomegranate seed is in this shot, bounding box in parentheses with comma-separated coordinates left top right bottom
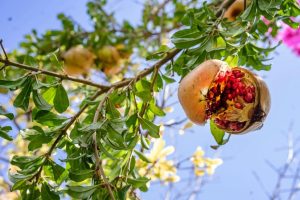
(244, 92, 254, 103)
(211, 87, 218, 94)
(227, 93, 233, 100)
(233, 70, 245, 78)
(229, 122, 238, 130)
(234, 102, 243, 109)
(208, 91, 214, 100)
(232, 83, 238, 89)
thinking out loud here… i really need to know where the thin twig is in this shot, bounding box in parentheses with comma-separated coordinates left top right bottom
(288, 160, 300, 200)
(92, 87, 115, 200)
(252, 171, 271, 199)
(149, 0, 172, 21)
(0, 40, 8, 60)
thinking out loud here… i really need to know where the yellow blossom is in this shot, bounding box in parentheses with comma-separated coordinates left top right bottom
(190, 146, 206, 167)
(194, 168, 205, 177)
(136, 138, 179, 184)
(191, 146, 223, 177)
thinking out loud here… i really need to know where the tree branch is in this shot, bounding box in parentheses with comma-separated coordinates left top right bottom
(0, 57, 109, 89)
(0, 40, 181, 91)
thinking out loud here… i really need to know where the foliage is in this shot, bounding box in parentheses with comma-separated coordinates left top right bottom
(0, 0, 299, 199)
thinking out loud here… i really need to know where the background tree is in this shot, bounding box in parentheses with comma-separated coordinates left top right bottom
(0, 0, 299, 199)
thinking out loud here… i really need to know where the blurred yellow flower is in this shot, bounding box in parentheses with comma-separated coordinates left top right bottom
(191, 146, 223, 177)
(136, 138, 180, 184)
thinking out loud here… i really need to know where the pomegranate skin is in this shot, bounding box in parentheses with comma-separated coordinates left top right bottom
(224, 0, 245, 21)
(62, 45, 95, 76)
(239, 74, 271, 134)
(178, 60, 229, 125)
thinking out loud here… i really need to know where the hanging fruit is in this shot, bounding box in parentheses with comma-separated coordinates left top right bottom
(178, 59, 270, 134)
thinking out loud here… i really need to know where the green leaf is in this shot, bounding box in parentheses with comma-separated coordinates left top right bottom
(24, 55, 38, 66)
(46, 160, 67, 183)
(42, 87, 57, 106)
(127, 177, 150, 188)
(211, 134, 231, 150)
(153, 73, 163, 92)
(149, 101, 165, 116)
(54, 84, 69, 113)
(13, 77, 33, 111)
(225, 56, 239, 67)
(0, 126, 13, 141)
(106, 98, 121, 119)
(34, 110, 68, 127)
(23, 126, 52, 151)
(171, 29, 205, 49)
(49, 52, 63, 69)
(134, 150, 151, 163)
(135, 91, 152, 102)
(11, 155, 43, 169)
(140, 134, 150, 150)
(41, 183, 59, 200)
(12, 179, 28, 191)
(126, 113, 138, 128)
(66, 185, 99, 199)
(0, 76, 28, 89)
(135, 79, 151, 92)
(138, 117, 160, 138)
(0, 106, 14, 120)
(21, 185, 40, 200)
(107, 124, 126, 149)
(79, 121, 106, 132)
(69, 169, 94, 182)
(162, 74, 176, 84)
(118, 185, 131, 200)
(33, 90, 52, 110)
(210, 120, 225, 145)
(98, 141, 115, 160)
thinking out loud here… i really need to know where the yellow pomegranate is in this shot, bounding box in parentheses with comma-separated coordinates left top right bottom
(224, 0, 250, 21)
(62, 45, 95, 76)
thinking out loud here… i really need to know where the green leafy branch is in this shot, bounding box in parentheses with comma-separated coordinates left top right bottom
(92, 87, 115, 200)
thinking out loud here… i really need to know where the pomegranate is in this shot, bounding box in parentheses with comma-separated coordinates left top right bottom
(62, 45, 95, 76)
(224, 0, 249, 21)
(178, 60, 270, 134)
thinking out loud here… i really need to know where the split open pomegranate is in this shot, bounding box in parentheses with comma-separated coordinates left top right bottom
(178, 60, 270, 134)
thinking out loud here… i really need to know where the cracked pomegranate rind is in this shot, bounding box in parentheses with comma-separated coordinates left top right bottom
(178, 59, 271, 134)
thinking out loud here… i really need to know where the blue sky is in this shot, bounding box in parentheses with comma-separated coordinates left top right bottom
(1, 0, 300, 199)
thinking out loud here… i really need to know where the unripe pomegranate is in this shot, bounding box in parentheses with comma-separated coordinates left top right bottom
(224, 0, 249, 21)
(97, 46, 121, 65)
(178, 60, 270, 134)
(62, 45, 95, 76)
(97, 45, 123, 76)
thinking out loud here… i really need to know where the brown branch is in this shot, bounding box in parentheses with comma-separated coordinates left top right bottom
(92, 87, 115, 200)
(0, 42, 181, 92)
(0, 56, 109, 89)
